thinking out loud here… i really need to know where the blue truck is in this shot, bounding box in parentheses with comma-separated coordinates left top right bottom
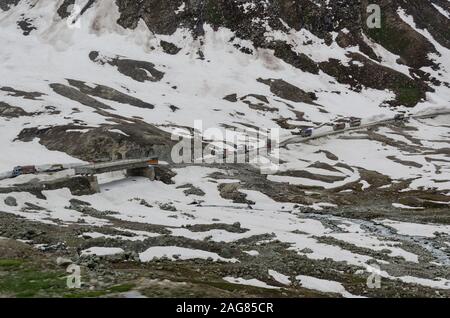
(11, 165, 37, 178)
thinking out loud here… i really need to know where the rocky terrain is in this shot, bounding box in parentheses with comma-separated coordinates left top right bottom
(0, 0, 449, 298)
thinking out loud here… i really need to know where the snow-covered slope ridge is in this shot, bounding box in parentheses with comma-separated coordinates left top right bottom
(0, 0, 449, 167)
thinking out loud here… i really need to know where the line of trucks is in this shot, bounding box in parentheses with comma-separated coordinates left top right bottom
(293, 113, 407, 137)
(0, 165, 58, 181)
(3, 114, 409, 178)
(10, 164, 65, 178)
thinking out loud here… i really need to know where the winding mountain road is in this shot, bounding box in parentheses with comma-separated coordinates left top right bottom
(0, 109, 448, 180)
(280, 109, 450, 148)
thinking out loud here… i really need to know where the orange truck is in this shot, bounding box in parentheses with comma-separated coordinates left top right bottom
(147, 158, 159, 165)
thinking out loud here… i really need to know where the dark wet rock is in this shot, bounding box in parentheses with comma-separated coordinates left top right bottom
(112, 58, 164, 82)
(22, 202, 46, 211)
(269, 41, 320, 75)
(223, 94, 238, 103)
(169, 105, 179, 112)
(67, 79, 154, 109)
(274, 118, 299, 130)
(387, 156, 423, 168)
(17, 121, 174, 163)
(0, 87, 45, 100)
(336, 30, 379, 61)
(242, 94, 269, 104)
(240, 94, 278, 113)
(50, 83, 113, 110)
(116, 0, 183, 34)
(399, 194, 450, 209)
(233, 43, 253, 55)
(245, 103, 278, 113)
(0, 0, 19, 11)
(4, 196, 17, 207)
(57, 0, 96, 19)
(89, 51, 164, 83)
(17, 17, 36, 35)
(57, 0, 75, 19)
(218, 183, 255, 205)
(308, 162, 342, 173)
(160, 40, 182, 55)
(68, 203, 119, 217)
(315, 150, 339, 161)
(159, 202, 177, 212)
(0, 102, 30, 118)
(257, 78, 317, 104)
(154, 166, 177, 184)
(0, 176, 99, 197)
(43, 105, 61, 115)
(69, 199, 92, 207)
(177, 184, 206, 197)
(129, 198, 153, 208)
(186, 222, 249, 234)
(277, 170, 346, 184)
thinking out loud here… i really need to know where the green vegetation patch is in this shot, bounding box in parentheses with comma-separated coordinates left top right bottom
(395, 86, 423, 107)
(0, 264, 66, 297)
(366, 13, 411, 56)
(205, 0, 223, 26)
(0, 259, 24, 268)
(0, 258, 136, 298)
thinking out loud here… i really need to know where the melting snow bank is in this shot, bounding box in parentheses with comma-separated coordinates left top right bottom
(380, 220, 450, 238)
(392, 203, 425, 210)
(268, 270, 291, 286)
(396, 276, 450, 290)
(244, 250, 260, 256)
(139, 246, 238, 263)
(223, 277, 280, 290)
(296, 275, 364, 298)
(119, 291, 147, 298)
(81, 247, 124, 256)
(80, 230, 160, 241)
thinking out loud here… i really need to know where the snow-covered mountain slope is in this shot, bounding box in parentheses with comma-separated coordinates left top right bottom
(0, 0, 449, 167)
(0, 0, 449, 297)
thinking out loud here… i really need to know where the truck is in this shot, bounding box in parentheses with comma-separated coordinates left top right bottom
(11, 165, 37, 178)
(394, 113, 406, 122)
(300, 128, 313, 137)
(147, 158, 159, 165)
(349, 117, 362, 128)
(293, 128, 313, 137)
(333, 123, 346, 131)
(45, 164, 65, 173)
